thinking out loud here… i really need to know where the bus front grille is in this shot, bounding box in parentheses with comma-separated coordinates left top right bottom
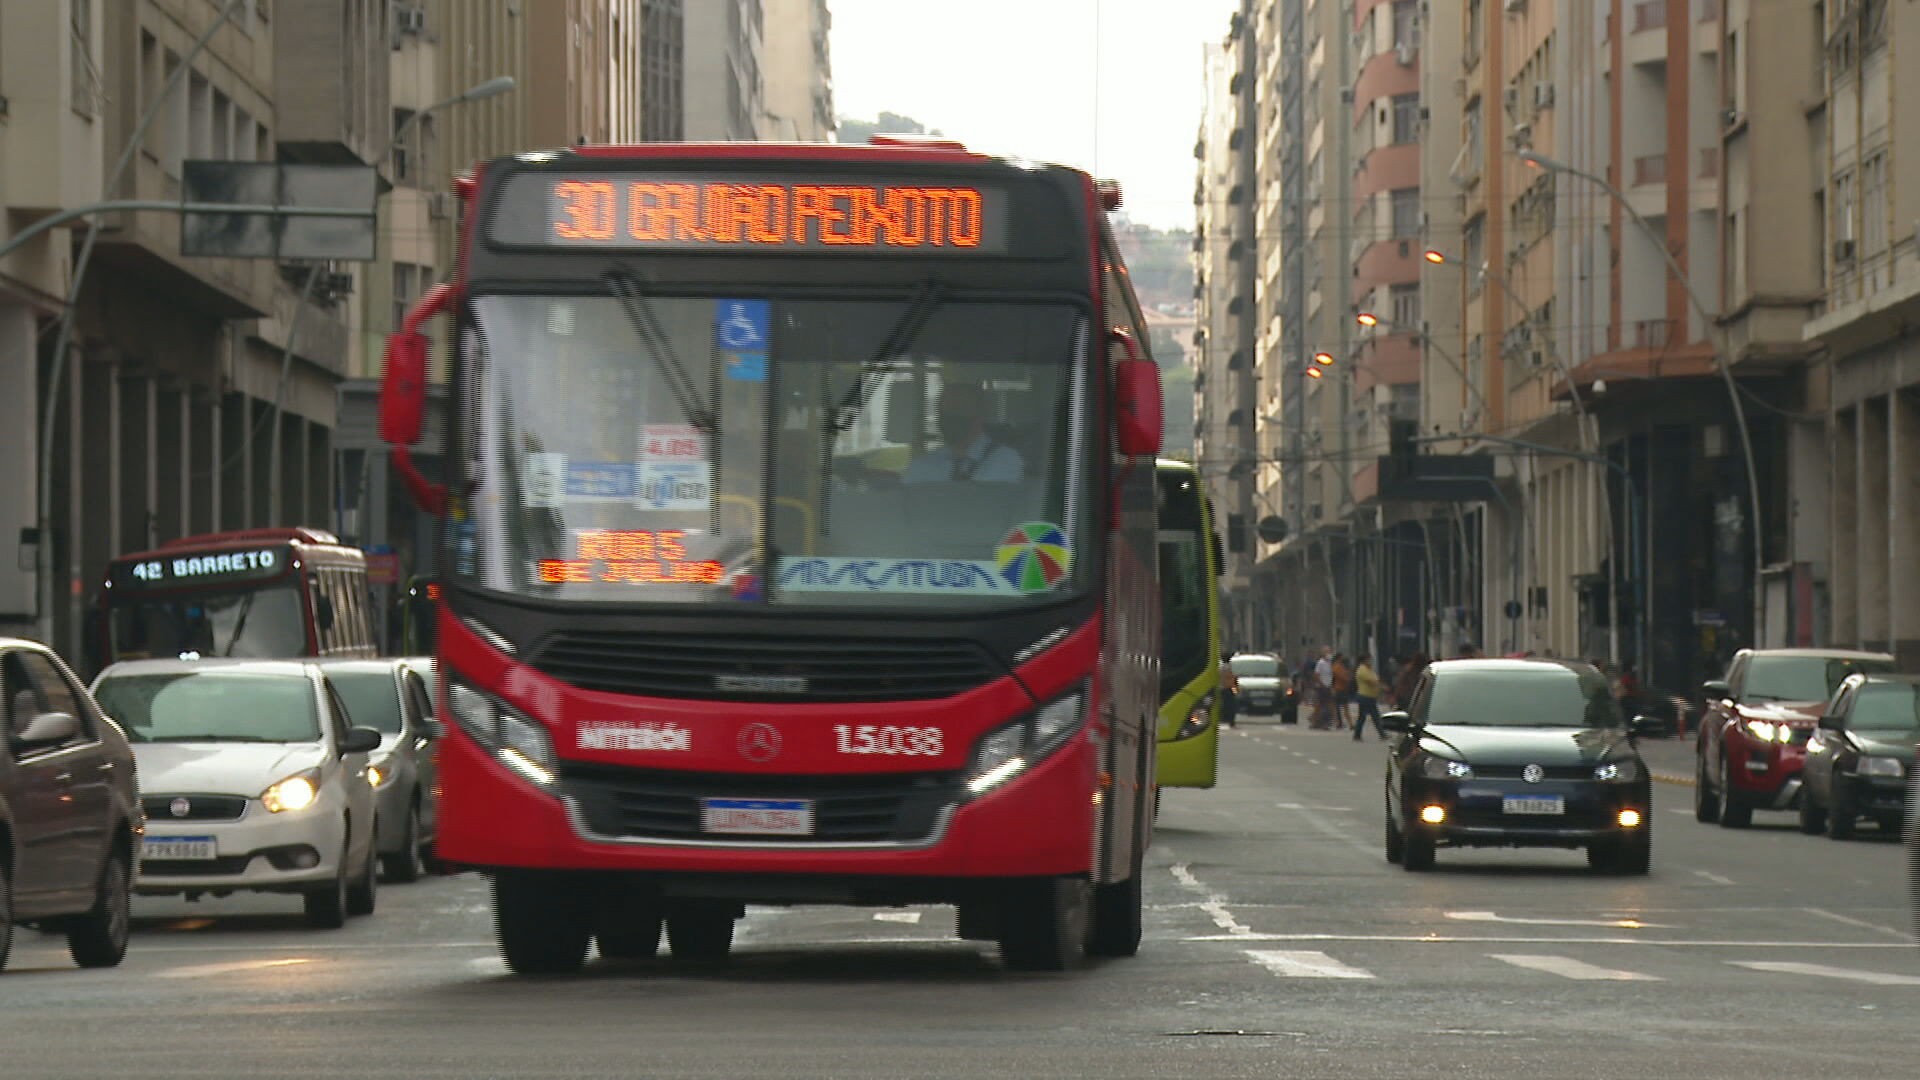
(559, 764, 962, 844)
(527, 631, 1000, 703)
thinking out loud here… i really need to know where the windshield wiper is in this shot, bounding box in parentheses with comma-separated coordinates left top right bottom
(829, 279, 945, 433)
(605, 270, 715, 434)
(222, 591, 259, 657)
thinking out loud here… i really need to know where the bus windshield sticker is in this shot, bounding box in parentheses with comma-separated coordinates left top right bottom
(995, 522, 1072, 594)
(636, 424, 712, 511)
(565, 460, 636, 502)
(775, 557, 1009, 596)
(717, 299, 770, 382)
(523, 452, 566, 508)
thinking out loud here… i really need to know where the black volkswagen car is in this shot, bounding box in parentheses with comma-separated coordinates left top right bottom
(1382, 659, 1656, 874)
(1799, 673, 1917, 840)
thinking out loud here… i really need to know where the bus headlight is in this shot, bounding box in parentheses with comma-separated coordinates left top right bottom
(967, 689, 1086, 796)
(1174, 693, 1214, 741)
(446, 677, 557, 787)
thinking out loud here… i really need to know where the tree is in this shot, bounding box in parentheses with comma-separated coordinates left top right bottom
(836, 111, 944, 145)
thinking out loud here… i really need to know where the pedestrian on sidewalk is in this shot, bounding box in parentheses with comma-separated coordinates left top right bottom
(1311, 646, 1334, 729)
(1330, 653, 1353, 730)
(1352, 653, 1383, 740)
(1219, 650, 1239, 728)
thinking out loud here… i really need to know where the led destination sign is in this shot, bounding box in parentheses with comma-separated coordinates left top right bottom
(538, 530, 724, 587)
(111, 546, 290, 591)
(488, 173, 1013, 254)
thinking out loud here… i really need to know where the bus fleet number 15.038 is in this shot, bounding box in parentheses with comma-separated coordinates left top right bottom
(833, 725, 944, 757)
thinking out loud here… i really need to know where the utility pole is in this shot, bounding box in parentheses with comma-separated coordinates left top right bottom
(1334, 1, 1354, 653)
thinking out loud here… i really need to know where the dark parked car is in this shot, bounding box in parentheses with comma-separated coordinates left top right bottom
(1799, 673, 1916, 840)
(1381, 658, 1656, 875)
(0, 637, 141, 971)
(1695, 648, 1894, 828)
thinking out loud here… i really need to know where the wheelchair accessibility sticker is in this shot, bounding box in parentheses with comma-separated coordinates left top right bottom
(717, 299, 769, 382)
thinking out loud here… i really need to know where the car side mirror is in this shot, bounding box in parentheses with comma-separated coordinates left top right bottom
(1702, 679, 1732, 701)
(13, 711, 79, 748)
(1377, 710, 1412, 733)
(339, 726, 382, 755)
(1817, 713, 1844, 731)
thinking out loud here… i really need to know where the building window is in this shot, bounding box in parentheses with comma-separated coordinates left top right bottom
(393, 262, 427, 332)
(642, 0, 684, 141)
(71, 0, 95, 118)
(1391, 93, 1420, 144)
(1390, 284, 1420, 328)
(1392, 0, 1419, 50)
(1861, 151, 1887, 254)
(1390, 188, 1420, 238)
(392, 108, 419, 184)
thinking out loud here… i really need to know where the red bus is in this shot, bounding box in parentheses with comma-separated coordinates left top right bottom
(379, 138, 1165, 973)
(99, 527, 378, 669)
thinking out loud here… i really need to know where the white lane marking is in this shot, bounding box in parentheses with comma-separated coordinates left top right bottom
(1343, 771, 1360, 778)
(1448, 910, 1674, 930)
(1305, 758, 1321, 766)
(1488, 954, 1662, 981)
(1273, 802, 1354, 812)
(1666, 809, 1696, 817)
(1170, 863, 1254, 936)
(873, 911, 923, 924)
(1245, 949, 1376, 980)
(1731, 961, 1920, 986)
(1187, 933, 1904, 948)
(1802, 907, 1915, 942)
(156, 957, 317, 979)
(1691, 870, 1737, 886)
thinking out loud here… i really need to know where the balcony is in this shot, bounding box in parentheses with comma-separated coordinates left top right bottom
(1632, 154, 1667, 186)
(1627, 2, 1669, 67)
(1632, 0, 1667, 32)
(1631, 318, 1677, 349)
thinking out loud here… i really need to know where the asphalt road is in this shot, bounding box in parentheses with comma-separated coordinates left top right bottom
(3, 722, 1914, 1079)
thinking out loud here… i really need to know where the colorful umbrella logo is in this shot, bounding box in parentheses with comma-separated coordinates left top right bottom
(996, 523, 1071, 594)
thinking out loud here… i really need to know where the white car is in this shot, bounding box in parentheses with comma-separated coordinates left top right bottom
(90, 659, 384, 928)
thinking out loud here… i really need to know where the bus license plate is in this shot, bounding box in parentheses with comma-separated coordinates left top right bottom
(1501, 795, 1565, 816)
(143, 835, 218, 860)
(700, 798, 814, 836)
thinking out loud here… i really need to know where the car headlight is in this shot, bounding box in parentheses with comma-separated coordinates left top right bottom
(1743, 719, 1779, 743)
(366, 758, 398, 789)
(968, 689, 1085, 796)
(262, 770, 321, 813)
(1857, 756, 1905, 779)
(1594, 759, 1642, 783)
(446, 676, 558, 787)
(1174, 693, 1213, 740)
(1419, 756, 1473, 780)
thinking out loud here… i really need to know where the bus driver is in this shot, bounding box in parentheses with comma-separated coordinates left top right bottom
(902, 382, 1025, 484)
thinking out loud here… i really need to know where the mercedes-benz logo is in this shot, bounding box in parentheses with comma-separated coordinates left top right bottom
(168, 797, 192, 818)
(737, 722, 782, 763)
(1522, 764, 1545, 784)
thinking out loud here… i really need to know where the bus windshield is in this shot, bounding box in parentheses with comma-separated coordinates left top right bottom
(108, 584, 308, 662)
(457, 293, 1090, 611)
(1157, 469, 1212, 700)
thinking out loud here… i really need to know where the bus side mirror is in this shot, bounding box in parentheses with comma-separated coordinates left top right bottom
(1110, 331, 1162, 457)
(379, 331, 429, 447)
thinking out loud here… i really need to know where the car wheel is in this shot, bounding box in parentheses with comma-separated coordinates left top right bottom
(346, 825, 379, 917)
(382, 804, 423, 884)
(1401, 830, 1435, 872)
(996, 877, 1088, 972)
(0, 858, 15, 973)
(495, 870, 592, 974)
(1827, 787, 1857, 840)
(1798, 789, 1828, 834)
(303, 842, 350, 930)
(1693, 751, 1721, 823)
(594, 907, 663, 960)
(666, 904, 739, 964)
(1717, 751, 1752, 828)
(67, 848, 131, 968)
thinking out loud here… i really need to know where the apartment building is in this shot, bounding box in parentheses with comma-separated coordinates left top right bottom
(761, 0, 833, 141)
(683, 0, 762, 141)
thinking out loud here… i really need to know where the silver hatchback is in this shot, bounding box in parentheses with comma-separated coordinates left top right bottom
(315, 660, 442, 882)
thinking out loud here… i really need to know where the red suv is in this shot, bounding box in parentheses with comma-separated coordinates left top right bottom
(1694, 648, 1895, 828)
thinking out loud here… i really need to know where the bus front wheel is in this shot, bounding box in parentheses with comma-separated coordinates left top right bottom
(493, 870, 591, 975)
(997, 876, 1088, 972)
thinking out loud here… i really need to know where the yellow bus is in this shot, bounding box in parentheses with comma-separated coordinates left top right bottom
(1155, 459, 1222, 790)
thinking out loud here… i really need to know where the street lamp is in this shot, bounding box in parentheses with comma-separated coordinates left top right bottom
(1517, 147, 1766, 645)
(1349, 311, 1493, 424)
(385, 75, 517, 170)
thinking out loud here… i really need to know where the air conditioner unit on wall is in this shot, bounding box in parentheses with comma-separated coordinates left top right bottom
(396, 3, 426, 34)
(1396, 42, 1416, 66)
(428, 192, 454, 220)
(1833, 238, 1857, 262)
(1534, 83, 1554, 110)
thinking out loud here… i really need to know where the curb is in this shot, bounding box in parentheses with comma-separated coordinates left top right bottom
(1651, 772, 1692, 787)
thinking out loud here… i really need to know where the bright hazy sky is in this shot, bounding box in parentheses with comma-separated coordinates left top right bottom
(828, 0, 1242, 232)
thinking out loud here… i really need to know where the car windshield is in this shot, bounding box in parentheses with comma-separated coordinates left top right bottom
(327, 670, 404, 734)
(108, 584, 307, 661)
(1847, 684, 1920, 731)
(1230, 655, 1280, 677)
(1744, 656, 1895, 702)
(93, 671, 320, 743)
(457, 294, 1090, 612)
(1424, 667, 1624, 728)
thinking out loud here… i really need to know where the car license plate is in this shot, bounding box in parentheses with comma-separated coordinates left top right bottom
(1501, 795, 1565, 815)
(700, 798, 813, 836)
(143, 835, 217, 860)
